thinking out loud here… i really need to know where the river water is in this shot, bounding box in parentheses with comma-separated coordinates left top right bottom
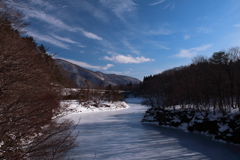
(65, 98, 240, 160)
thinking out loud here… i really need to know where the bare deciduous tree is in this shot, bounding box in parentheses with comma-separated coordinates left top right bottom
(0, 7, 77, 160)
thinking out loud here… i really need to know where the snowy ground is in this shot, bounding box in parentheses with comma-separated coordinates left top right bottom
(61, 100, 129, 114)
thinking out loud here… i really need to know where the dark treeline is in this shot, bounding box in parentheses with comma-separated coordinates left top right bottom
(141, 47, 240, 114)
(63, 81, 141, 103)
(63, 85, 123, 103)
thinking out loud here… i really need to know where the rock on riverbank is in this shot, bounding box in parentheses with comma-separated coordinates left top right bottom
(142, 107, 240, 144)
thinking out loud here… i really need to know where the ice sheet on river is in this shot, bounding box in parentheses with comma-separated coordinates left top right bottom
(64, 98, 240, 160)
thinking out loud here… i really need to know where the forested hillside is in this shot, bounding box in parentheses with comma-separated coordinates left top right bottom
(0, 1, 76, 159)
(141, 48, 240, 144)
(55, 58, 141, 88)
(142, 48, 240, 113)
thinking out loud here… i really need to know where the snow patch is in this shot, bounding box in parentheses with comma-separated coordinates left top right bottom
(178, 123, 189, 132)
(218, 124, 229, 132)
(61, 100, 129, 114)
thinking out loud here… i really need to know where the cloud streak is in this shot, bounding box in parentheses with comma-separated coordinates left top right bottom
(233, 24, 240, 27)
(26, 10, 73, 31)
(100, 0, 136, 20)
(59, 58, 114, 70)
(123, 40, 140, 55)
(31, 0, 55, 10)
(196, 26, 212, 33)
(78, 1, 108, 22)
(150, 0, 166, 6)
(184, 35, 190, 40)
(164, 2, 175, 10)
(172, 44, 212, 58)
(26, 10, 102, 40)
(145, 27, 173, 35)
(51, 34, 86, 48)
(27, 31, 69, 49)
(52, 34, 78, 44)
(145, 40, 170, 50)
(79, 28, 103, 40)
(104, 55, 154, 63)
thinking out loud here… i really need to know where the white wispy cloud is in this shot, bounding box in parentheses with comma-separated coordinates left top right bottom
(196, 26, 212, 33)
(51, 34, 87, 48)
(102, 64, 114, 70)
(172, 44, 212, 58)
(51, 34, 78, 44)
(145, 40, 170, 50)
(78, 1, 108, 22)
(27, 31, 69, 49)
(78, 44, 86, 48)
(98, 40, 119, 54)
(26, 10, 103, 40)
(106, 51, 118, 55)
(31, 0, 55, 10)
(26, 10, 74, 31)
(184, 35, 190, 40)
(79, 28, 103, 40)
(233, 24, 240, 27)
(122, 40, 140, 55)
(59, 58, 114, 70)
(164, 2, 175, 10)
(104, 55, 154, 63)
(146, 27, 173, 35)
(150, 0, 166, 6)
(100, 0, 136, 20)
(170, 2, 175, 10)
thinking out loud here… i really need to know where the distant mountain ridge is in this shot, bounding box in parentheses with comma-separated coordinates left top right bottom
(55, 59, 141, 88)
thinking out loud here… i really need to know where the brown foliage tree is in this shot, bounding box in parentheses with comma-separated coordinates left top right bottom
(0, 11, 77, 160)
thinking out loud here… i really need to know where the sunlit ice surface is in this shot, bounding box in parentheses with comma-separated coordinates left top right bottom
(64, 98, 240, 160)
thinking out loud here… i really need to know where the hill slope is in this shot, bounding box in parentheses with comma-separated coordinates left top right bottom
(55, 59, 141, 88)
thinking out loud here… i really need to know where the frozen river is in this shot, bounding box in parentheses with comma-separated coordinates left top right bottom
(65, 98, 240, 160)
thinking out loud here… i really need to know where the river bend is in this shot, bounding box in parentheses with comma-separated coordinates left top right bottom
(65, 98, 240, 160)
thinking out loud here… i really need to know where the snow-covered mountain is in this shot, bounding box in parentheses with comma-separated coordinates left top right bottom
(55, 59, 141, 88)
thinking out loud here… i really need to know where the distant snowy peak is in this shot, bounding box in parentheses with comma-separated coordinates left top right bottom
(55, 59, 141, 88)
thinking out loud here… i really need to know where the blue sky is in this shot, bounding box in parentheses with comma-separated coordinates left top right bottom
(23, 0, 240, 80)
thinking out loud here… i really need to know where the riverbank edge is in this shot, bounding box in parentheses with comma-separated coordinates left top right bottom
(142, 107, 240, 144)
(61, 100, 129, 114)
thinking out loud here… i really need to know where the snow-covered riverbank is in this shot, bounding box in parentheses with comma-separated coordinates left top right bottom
(61, 100, 129, 114)
(142, 107, 240, 144)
